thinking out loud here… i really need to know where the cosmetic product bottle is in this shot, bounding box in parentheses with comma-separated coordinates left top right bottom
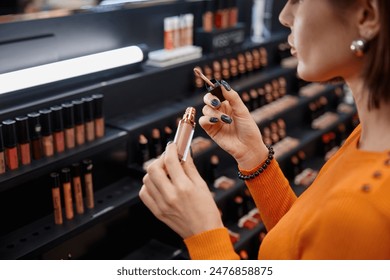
(72, 162, 84, 215)
(39, 109, 54, 158)
(73, 99, 85, 146)
(62, 102, 76, 150)
(185, 13, 194, 46)
(50, 172, 63, 225)
(151, 128, 163, 158)
(50, 106, 65, 154)
(2, 119, 19, 170)
(15, 116, 32, 166)
(137, 134, 150, 165)
(172, 16, 181, 49)
(82, 97, 95, 142)
(92, 94, 105, 138)
(164, 17, 174, 50)
(27, 112, 43, 160)
(214, 0, 223, 29)
(163, 126, 173, 147)
(61, 167, 74, 220)
(0, 125, 6, 174)
(173, 107, 196, 162)
(82, 159, 94, 209)
(228, 0, 238, 27)
(202, 0, 214, 32)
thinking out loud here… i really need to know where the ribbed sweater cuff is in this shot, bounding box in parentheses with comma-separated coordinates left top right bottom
(184, 228, 240, 260)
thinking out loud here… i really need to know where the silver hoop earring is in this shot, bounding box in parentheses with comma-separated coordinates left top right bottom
(350, 39, 367, 57)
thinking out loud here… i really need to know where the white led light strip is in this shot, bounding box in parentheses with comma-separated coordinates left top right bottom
(0, 45, 144, 94)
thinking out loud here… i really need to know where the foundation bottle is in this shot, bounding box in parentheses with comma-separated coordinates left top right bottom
(73, 99, 85, 146)
(62, 102, 76, 150)
(50, 172, 63, 225)
(39, 109, 55, 158)
(83, 159, 94, 209)
(0, 124, 5, 174)
(92, 94, 105, 138)
(15, 116, 32, 166)
(61, 167, 74, 220)
(83, 97, 95, 142)
(27, 112, 43, 160)
(50, 106, 65, 154)
(2, 119, 19, 170)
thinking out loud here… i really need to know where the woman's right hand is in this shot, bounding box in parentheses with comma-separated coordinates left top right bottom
(199, 80, 269, 170)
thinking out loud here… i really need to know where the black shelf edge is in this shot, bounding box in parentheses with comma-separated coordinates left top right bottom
(0, 126, 129, 193)
(0, 176, 141, 260)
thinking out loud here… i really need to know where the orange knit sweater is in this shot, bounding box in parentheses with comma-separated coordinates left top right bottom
(184, 125, 390, 259)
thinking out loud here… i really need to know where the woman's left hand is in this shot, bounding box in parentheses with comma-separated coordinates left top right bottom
(139, 143, 224, 239)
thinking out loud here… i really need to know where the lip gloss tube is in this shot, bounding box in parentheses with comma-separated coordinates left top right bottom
(39, 109, 54, 158)
(2, 119, 19, 170)
(61, 167, 74, 220)
(73, 99, 85, 146)
(27, 112, 43, 160)
(61, 102, 76, 150)
(72, 162, 84, 215)
(92, 94, 105, 138)
(0, 125, 6, 174)
(83, 97, 95, 142)
(50, 172, 63, 225)
(173, 107, 196, 162)
(15, 116, 32, 166)
(50, 106, 65, 154)
(82, 159, 94, 209)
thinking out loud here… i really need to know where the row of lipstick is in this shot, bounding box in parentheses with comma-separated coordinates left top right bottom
(241, 76, 288, 111)
(194, 47, 269, 89)
(0, 94, 104, 174)
(50, 159, 94, 225)
(202, 0, 239, 32)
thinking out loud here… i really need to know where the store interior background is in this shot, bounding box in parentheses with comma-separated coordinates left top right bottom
(0, 0, 358, 259)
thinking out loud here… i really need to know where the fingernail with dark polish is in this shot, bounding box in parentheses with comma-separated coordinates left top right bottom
(221, 114, 233, 124)
(209, 117, 219, 123)
(211, 99, 220, 107)
(221, 80, 231, 91)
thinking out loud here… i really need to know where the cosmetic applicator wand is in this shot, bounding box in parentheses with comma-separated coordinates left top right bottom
(193, 68, 225, 102)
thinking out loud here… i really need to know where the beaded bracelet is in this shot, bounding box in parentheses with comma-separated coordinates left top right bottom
(237, 145, 274, 181)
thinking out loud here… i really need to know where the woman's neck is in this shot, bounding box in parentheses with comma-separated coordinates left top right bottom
(346, 79, 390, 152)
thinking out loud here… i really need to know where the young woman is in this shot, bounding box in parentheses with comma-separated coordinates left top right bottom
(139, 0, 390, 259)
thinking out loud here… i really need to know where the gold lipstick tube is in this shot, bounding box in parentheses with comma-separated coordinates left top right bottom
(173, 107, 196, 162)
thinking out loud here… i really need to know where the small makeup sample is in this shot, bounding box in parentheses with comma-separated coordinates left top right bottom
(0, 125, 6, 174)
(62, 102, 76, 150)
(39, 109, 55, 158)
(73, 99, 85, 146)
(27, 112, 43, 160)
(50, 172, 63, 225)
(83, 97, 95, 142)
(193, 68, 225, 102)
(311, 111, 339, 130)
(83, 159, 94, 209)
(72, 162, 84, 215)
(2, 119, 19, 170)
(151, 128, 163, 158)
(50, 106, 65, 154)
(15, 116, 32, 166)
(173, 107, 196, 162)
(61, 167, 74, 220)
(202, 0, 214, 32)
(137, 134, 150, 165)
(207, 154, 219, 184)
(92, 94, 105, 138)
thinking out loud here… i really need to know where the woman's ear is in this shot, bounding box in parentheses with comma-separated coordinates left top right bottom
(356, 0, 380, 40)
